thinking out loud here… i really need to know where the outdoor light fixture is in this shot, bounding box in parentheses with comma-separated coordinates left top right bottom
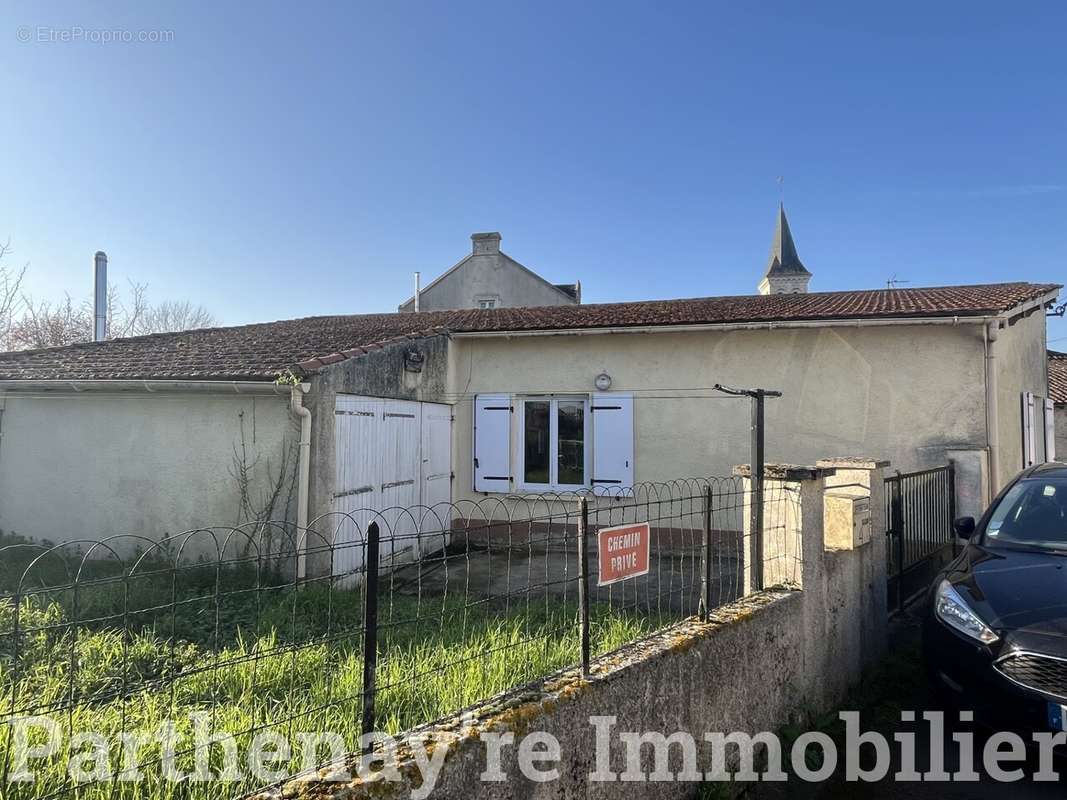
(594, 372, 612, 391)
(404, 348, 425, 373)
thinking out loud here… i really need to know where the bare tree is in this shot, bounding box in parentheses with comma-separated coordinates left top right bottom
(5, 276, 218, 351)
(8, 294, 89, 349)
(0, 241, 28, 351)
(132, 299, 217, 336)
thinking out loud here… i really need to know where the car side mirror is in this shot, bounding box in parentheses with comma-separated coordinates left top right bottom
(953, 516, 976, 539)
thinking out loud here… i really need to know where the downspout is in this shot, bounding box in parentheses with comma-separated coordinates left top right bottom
(290, 383, 312, 581)
(985, 320, 1001, 501)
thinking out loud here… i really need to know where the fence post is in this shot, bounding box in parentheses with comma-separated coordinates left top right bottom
(890, 479, 904, 615)
(361, 521, 380, 749)
(701, 486, 712, 621)
(577, 497, 591, 677)
(947, 461, 958, 557)
(749, 393, 765, 592)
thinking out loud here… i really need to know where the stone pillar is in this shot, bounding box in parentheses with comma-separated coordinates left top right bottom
(734, 464, 834, 594)
(734, 457, 892, 704)
(817, 457, 890, 669)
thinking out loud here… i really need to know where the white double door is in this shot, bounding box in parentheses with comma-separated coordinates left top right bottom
(332, 395, 451, 577)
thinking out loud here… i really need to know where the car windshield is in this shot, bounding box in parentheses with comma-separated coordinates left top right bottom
(984, 477, 1067, 550)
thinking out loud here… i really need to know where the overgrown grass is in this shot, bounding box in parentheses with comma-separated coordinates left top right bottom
(0, 552, 669, 800)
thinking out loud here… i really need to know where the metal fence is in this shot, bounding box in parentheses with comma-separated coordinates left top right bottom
(885, 463, 957, 613)
(0, 477, 800, 800)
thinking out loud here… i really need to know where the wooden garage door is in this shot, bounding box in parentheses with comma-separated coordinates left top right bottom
(332, 395, 451, 579)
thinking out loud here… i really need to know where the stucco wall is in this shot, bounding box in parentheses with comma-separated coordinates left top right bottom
(994, 309, 1050, 485)
(1056, 406, 1067, 463)
(0, 390, 295, 550)
(449, 323, 991, 502)
(399, 252, 576, 312)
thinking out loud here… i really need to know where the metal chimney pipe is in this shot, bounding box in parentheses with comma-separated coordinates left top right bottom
(414, 272, 421, 313)
(93, 251, 107, 341)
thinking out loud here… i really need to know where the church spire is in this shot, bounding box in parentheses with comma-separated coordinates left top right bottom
(758, 204, 812, 295)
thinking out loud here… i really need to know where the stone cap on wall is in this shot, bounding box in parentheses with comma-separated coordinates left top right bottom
(815, 457, 890, 471)
(732, 463, 836, 480)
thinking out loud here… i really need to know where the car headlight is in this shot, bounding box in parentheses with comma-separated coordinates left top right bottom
(935, 579, 998, 645)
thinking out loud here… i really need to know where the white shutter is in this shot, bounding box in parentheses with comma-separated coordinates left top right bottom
(1022, 392, 1036, 468)
(1045, 398, 1056, 462)
(591, 392, 634, 495)
(473, 394, 512, 492)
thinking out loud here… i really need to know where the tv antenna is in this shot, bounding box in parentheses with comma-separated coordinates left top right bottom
(886, 275, 910, 289)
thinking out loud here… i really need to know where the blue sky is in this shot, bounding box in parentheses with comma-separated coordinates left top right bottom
(2, 2, 1066, 340)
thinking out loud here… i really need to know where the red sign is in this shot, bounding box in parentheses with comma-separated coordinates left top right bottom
(597, 522, 650, 586)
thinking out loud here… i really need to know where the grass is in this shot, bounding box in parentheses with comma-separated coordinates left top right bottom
(0, 539, 671, 800)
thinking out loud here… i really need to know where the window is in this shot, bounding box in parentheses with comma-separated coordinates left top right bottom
(472, 392, 634, 496)
(477, 298, 498, 309)
(520, 396, 588, 490)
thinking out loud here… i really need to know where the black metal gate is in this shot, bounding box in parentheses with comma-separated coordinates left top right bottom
(885, 463, 957, 613)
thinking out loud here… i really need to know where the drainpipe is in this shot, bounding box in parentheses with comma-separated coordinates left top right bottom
(985, 320, 1001, 501)
(290, 383, 312, 580)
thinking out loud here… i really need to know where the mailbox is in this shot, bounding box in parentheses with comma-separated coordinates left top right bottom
(824, 490, 872, 550)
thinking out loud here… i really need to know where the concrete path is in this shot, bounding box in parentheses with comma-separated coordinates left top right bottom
(388, 543, 743, 616)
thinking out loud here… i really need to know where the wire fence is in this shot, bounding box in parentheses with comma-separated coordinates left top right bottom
(0, 477, 801, 800)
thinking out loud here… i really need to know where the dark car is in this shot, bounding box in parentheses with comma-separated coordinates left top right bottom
(923, 462, 1067, 735)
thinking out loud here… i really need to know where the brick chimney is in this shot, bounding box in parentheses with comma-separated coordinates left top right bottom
(471, 232, 501, 256)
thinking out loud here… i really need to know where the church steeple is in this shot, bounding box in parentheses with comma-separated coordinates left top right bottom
(758, 204, 812, 295)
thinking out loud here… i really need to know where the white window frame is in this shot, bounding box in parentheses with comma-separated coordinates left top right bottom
(517, 395, 590, 492)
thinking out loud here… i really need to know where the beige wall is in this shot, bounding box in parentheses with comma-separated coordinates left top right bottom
(399, 252, 575, 312)
(0, 390, 296, 551)
(449, 323, 992, 503)
(1056, 406, 1067, 463)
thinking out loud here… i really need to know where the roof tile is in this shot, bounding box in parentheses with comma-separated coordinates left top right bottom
(1048, 350, 1067, 405)
(0, 282, 1057, 382)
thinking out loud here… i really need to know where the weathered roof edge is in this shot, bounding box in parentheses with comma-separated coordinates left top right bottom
(292, 326, 451, 377)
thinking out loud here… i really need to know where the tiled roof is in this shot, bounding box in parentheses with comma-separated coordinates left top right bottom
(0, 282, 1057, 382)
(1048, 350, 1067, 405)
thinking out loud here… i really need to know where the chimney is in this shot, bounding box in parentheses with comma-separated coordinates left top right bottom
(93, 251, 107, 342)
(414, 272, 421, 312)
(471, 232, 501, 256)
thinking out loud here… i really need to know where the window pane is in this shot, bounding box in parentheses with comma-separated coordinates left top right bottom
(557, 400, 585, 486)
(524, 401, 551, 484)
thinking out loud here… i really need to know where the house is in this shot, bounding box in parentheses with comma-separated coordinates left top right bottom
(0, 209, 1058, 564)
(397, 232, 580, 311)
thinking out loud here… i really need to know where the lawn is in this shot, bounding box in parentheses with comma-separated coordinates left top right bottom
(0, 535, 668, 800)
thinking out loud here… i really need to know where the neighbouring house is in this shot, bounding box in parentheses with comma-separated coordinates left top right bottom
(397, 232, 580, 311)
(0, 209, 1058, 567)
(1048, 350, 1067, 458)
